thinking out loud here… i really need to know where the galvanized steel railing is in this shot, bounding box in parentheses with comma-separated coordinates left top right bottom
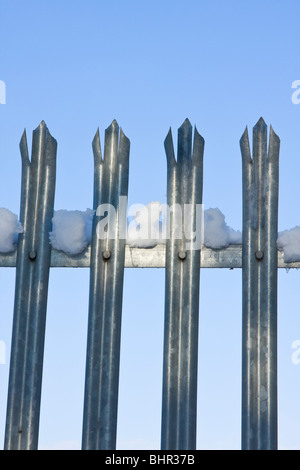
(4, 122, 57, 450)
(0, 117, 290, 450)
(240, 119, 280, 450)
(82, 120, 130, 450)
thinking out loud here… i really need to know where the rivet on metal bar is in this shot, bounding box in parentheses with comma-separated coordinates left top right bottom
(29, 250, 37, 261)
(4, 121, 57, 450)
(255, 250, 264, 261)
(240, 117, 280, 450)
(102, 250, 111, 261)
(161, 119, 204, 450)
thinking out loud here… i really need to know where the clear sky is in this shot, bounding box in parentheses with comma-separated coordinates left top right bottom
(1, 0, 300, 450)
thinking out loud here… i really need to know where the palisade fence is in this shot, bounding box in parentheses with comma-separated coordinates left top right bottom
(1, 116, 296, 451)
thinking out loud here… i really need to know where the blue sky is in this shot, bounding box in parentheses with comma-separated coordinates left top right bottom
(1, 0, 300, 450)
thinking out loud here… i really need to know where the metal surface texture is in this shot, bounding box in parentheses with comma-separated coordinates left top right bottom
(240, 118, 280, 450)
(82, 121, 130, 450)
(161, 119, 204, 450)
(4, 122, 57, 450)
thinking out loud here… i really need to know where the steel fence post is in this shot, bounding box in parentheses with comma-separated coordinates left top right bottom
(161, 119, 204, 450)
(4, 122, 57, 450)
(240, 117, 280, 450)
(82, 120, 130, 450)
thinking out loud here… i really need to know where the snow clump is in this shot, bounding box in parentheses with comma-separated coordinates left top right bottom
(204, 207, 242, 249)
(277, 227, 300, 263)
(0, 208, 23, 253)
(127, 202, 165, 248)
(49, 209, 94, 255)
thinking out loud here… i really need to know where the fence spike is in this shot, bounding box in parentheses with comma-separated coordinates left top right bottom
(161, 120, 204, 450)
(241, 118, 280, 450)
(4, 122, 57, 450)
(19, 130, 30, 164)
(192, 126, 205, 164)
(82, 122, 130, 450)
(177, 118, 193, 164)
(164, 128, 176, 167)
(255, 116, 267, 127)
(240, 127, 252, 163)
(118, 129, 130, 164)
(268, 126, 280, 161)
(92, 128, 102, 162)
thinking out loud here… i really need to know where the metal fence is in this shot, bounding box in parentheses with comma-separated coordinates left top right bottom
(0, 117, 294, 450)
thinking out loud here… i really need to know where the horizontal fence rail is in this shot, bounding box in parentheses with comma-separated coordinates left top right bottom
(0, 244, 298, 269)
(1, 117, 298, 451)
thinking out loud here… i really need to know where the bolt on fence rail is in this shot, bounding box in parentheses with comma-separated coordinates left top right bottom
(0, 116, 293, 451)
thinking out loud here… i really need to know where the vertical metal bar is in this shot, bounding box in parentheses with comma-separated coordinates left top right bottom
(161, 119, 204, 450)
(4, 121, 57, 450)
(82, 120, 130, 450)
(240, 117, 280, 450)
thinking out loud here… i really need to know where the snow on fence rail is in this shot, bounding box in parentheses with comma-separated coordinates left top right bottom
(1, 205, 300, 267)
(1, 117, 299, 450)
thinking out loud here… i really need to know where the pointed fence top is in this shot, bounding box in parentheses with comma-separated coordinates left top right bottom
(255, 116, 267, 127)
(178, 118, 193, 137)
(106, 119, 119, 134)
(19, 129, 30, 164)
(253, 117, 268, 135)
(92, 121, 130, 166)
(240, 118, 280, 165)
(164, 128, 176, 167)
(33, 120, 48, 134)
(92, 128, 102, 163)
(165, 119, 204, 166)
(32, 120, 57, 145)
(19, 121, 57, 165)
(192, 126, 205, 165)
